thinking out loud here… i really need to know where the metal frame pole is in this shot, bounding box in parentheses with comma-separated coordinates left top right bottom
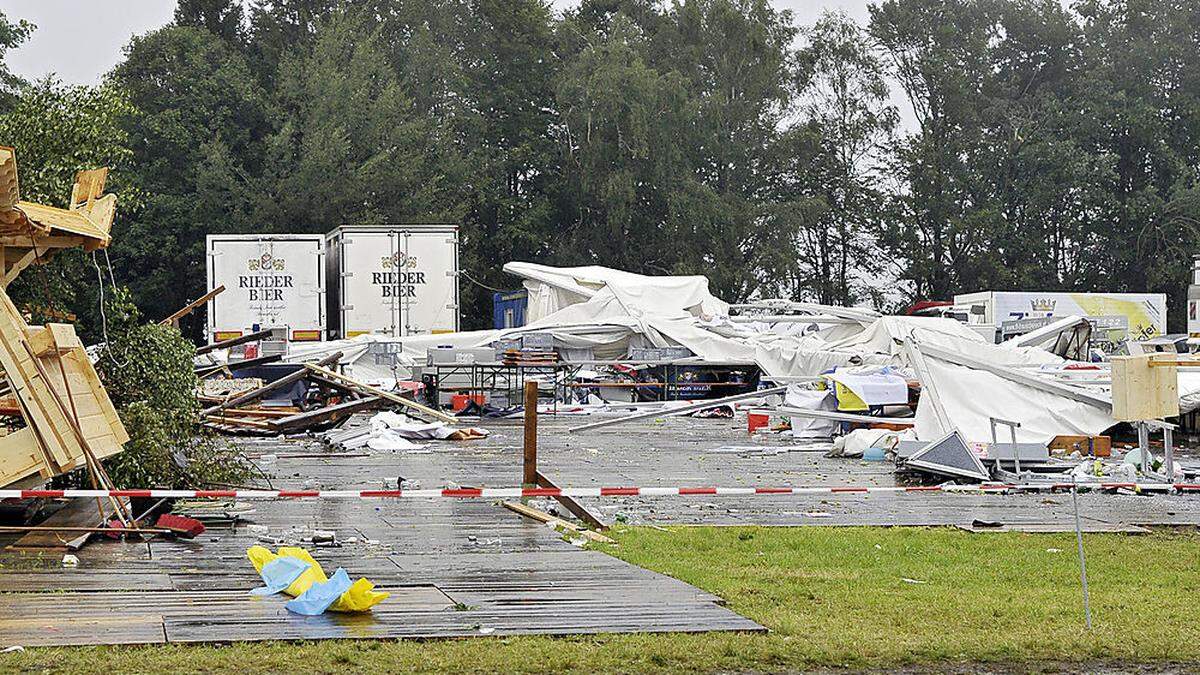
(1071, 475, 1093, 630)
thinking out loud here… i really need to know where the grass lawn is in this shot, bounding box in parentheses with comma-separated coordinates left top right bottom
(5, 526, 1200, 673)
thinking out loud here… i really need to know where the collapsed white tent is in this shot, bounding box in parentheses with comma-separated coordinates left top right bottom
(506, 262, 728, 323)
(903, 329, 1116, 444)
(256, 262, 1195, 447)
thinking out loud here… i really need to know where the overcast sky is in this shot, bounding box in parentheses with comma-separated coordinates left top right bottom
(4, 0, 875, 85)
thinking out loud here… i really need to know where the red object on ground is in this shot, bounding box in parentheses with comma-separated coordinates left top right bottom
(155, 513, 206, 539)
(747, 412, 769, 434)
(451, 393, 486, 411)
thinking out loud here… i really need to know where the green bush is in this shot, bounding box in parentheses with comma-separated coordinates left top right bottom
(95, 289, 249, 488)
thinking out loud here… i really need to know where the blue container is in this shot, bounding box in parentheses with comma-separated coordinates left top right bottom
(493, 290, 528, 329)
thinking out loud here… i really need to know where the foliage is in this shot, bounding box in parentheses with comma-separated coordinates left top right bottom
(0, 78, 139, 337)
(0, 9, 32, 104)
(5, 0, 1200, 329)
(7, 527, 1200, 671)
(96, 289, 248, 489)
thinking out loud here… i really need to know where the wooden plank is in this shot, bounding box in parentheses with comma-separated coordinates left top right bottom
(501, 501, 614, 544)
(200, 351, 342, 417)
(196, 328, 274, 356)
(0, 572, 173, 592)
(304, 364, 455, 423)
(535, 470, 608, 531)
(0, 615, 165, 646)
(160, 284, 225, 326)
(196, 353, 282, 378)
(267, 396, 387, 432)
(8, 499, 101, 550)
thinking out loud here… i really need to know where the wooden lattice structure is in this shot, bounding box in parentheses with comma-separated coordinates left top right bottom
(0, 146, 128, 488)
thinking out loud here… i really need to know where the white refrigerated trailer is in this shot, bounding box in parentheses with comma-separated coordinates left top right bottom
(325, 224, 460, 338)
(205, 234, 326, 343)
(953, 290, 1167, 345)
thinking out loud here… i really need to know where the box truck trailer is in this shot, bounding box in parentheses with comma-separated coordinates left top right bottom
(325, 224, 460, 338)
(953, 291, 1167, 345)
(206, 234, 326, 343)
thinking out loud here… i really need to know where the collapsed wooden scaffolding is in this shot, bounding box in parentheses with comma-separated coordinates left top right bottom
(0, 146, 128, 488)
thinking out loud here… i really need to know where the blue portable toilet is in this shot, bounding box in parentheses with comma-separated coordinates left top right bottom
(493, 290, 528, 329)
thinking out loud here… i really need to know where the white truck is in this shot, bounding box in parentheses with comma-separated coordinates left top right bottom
(953, 291, 1167, 346)
(325, 224, 460, 338)
(205, 234, 326, 343)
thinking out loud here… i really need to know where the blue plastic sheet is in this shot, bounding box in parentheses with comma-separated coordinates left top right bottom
(286, 568, 353, 616)
(250, 556, 311, 596)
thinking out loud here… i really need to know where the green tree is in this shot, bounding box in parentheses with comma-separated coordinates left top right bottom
(553, 0, 798, 303)
(0, 79, 137, 339)
(870, 0, 998, 302)
(258, 8, 461, 229)
(791, 11, 897, 305)
(110, 24, 271, 331)
(0, 10, 32, 105)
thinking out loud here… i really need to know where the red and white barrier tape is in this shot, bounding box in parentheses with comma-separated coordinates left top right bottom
(2, 483, 1198, 500)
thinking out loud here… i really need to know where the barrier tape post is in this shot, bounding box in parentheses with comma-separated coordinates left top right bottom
(523, 381, 538, 487)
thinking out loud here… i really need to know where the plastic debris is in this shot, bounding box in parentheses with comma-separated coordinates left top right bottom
(287, 568, 353, 616)
(246, 545, 389, 614)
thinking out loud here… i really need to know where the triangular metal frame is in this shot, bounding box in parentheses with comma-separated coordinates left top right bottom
(904, 430, 991, 482)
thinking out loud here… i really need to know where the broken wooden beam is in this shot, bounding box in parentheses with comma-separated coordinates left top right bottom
(267, 396, 387, 432)
(501, 500, 615, 544)
(160, 284, 224, 327)
(303, 363, 455, 423)
(201, 352, 342, 417)
(536, 470, 608, 531)
(195, 353, 282, 379)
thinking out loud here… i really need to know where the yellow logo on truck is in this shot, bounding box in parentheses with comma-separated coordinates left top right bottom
(1069, 294, 1159, 341)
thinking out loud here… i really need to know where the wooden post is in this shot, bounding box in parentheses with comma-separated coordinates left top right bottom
(523, 380, 538, 486)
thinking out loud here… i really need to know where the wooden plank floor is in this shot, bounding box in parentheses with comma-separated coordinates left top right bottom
(7, 412, 1196, 647)
(0, 421, 765, 647)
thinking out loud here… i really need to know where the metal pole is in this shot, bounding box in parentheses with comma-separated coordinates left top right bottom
(1009, 422, 1021, 476)
(1071, 475, 1093, 630)
(1137, 421, 1150, 474)
(523, 380, 538, 486)
(1164, 426, 1175, 479)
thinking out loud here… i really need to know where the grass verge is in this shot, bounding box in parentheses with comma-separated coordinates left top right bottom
(4, 526, 1199, 673)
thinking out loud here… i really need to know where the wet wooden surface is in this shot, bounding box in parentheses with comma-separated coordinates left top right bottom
(5, 412, 1200, 647)
(0, 416, 773, 647)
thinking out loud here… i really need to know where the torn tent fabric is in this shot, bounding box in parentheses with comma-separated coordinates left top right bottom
(247, 545, 389, 614)
(250, 555, 310, 596)
(287, 568, 353, 616)
(912, 358, 1115, 444)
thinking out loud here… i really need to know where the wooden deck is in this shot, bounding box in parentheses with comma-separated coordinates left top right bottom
(0, 425, 764, 647)
(6, 411, 1197, 647)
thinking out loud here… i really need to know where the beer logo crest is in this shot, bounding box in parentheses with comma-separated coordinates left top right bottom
(380, 253, 418, 270)
(1030, 298, 1056, 312)
(248, 253, 285, 271)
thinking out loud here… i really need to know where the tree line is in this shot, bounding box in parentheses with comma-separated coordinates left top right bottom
(0, 0, 1198, 337)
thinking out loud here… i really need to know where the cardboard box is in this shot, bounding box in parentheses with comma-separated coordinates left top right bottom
(1049, 435, 1112, 457)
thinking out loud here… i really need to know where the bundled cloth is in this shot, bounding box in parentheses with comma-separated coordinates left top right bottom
(247, 545, 389, 615)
